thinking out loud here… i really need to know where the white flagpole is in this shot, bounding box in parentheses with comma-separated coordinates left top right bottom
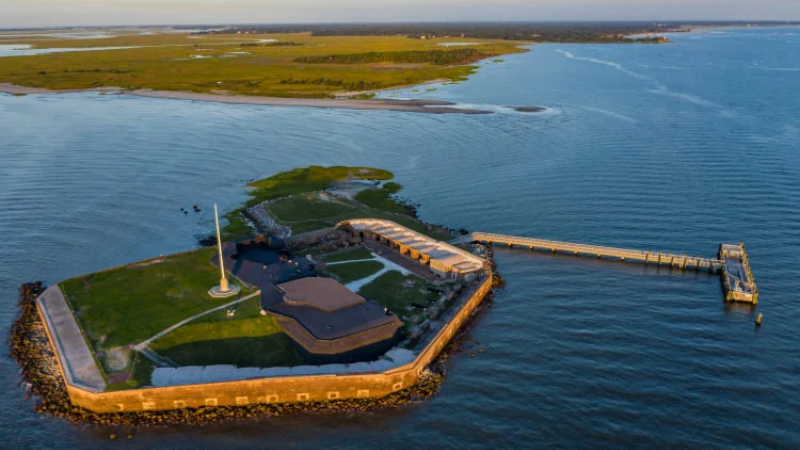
(214, 203, 229, 291)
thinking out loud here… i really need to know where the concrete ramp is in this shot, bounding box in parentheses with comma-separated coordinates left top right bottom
(37, 286, 106, 392)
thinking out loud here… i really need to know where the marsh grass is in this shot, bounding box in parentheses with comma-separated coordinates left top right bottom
(0, 32, 528, 98)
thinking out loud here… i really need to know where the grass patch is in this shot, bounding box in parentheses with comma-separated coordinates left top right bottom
(295, 48, 489, 65)
(383, 182, 403, 194)
(266, 191, 452, 240)
(221, 209, 253, 240)
(324, 247, 374, 262)
(150, 296, 302, 368)
(60, 247, 253, 350)
(222, 165, 392, 240)
(358, 270, 431, 316)
(220, 165, 452, 242)
(326, 261, 384, 284)
(245, 166, 392, 207)
(355, 187, 413, 215)
(106, 353, 154, 391)
(269, 195, 357, 225)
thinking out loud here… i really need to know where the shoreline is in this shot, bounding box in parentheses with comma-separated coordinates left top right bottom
(0, 83, 491, 114)
(333, 77, 452, 98)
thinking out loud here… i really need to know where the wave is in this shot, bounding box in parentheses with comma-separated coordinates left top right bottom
(748, 66, 800, 72)
(647, 85, 723, 109)
(555, 49, 652, 81)
(579, 106, 638, 124)
(556, 48, 727, 111)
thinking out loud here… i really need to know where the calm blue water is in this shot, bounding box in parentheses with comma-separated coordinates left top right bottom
(1, 28, 799, 449)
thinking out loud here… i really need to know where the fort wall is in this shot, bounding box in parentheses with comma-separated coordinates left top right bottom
(39, 274, 493, 413)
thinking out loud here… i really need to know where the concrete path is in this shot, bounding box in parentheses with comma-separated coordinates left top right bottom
(134, 291, 261, 350)
(345, 253, 411, 292)
(37, 286, 106, 392)
(325, 258, 377, 266)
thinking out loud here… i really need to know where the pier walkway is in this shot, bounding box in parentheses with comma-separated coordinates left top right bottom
(467, 232, 724, 272)
(457, 231, 757, 304)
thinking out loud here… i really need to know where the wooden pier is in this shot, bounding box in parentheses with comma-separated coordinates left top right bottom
(718, 243, 758, 304)
(465, 232, 758, 304)
(469, 232, 724, 272)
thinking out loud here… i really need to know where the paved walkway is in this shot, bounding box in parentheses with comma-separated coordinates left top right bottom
(37, 286, 106, 392)
(134, 291, 261, 350)
(345, 253, 412, 292)
(325, 258, 378, 266)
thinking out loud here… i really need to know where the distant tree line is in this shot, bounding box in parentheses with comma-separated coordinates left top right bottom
(295, 49, 488, 65)
(308, 22, 663, 42)
(240, 41, 303, 47)
(279, 77, 385, 91)
(191, 22, 680, 43)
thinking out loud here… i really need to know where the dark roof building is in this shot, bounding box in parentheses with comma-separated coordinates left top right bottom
(268, 278, 403, 364)
(211, 239, 316, 310)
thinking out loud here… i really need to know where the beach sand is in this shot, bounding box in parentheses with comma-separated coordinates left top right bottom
(0, 83, 489, 114)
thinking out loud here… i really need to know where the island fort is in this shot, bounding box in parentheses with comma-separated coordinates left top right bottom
(14, 165, 756, 422)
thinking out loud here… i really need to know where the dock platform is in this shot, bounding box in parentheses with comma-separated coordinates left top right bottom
(718, 243, 758, 304)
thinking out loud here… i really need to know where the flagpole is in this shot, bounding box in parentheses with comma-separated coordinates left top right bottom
(214, 203, 230, 292)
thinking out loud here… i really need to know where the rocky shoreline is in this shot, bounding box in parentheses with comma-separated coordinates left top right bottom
(244, 201, 293, 239)
(10, 280, 497, 429)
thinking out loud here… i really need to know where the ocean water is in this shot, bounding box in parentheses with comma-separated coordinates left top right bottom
(1, 28, 799, 449)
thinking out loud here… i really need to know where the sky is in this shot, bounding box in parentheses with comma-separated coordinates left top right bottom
(1, 0, 798, 29)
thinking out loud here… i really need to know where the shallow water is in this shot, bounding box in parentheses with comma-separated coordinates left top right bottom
(1, 28, 799, 449)
(0, 45, 145, 57)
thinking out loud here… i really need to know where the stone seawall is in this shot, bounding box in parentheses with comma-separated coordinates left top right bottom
(39, 275, 493, 414)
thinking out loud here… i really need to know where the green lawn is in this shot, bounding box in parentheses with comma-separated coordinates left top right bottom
(220, 165, 453, 242)
(222, 166, 393, 240)
(245, 166, 392, 207)
(266, 192, 453, 240)
(354, 188, 413, 215)
(326, 261, 384, 284)
(60, 247, 252, 350)
(324, 247, 374, 262)
(358, 271, 431, 315)
(268, 195, 358, 232)
(150, 296, 302, 368)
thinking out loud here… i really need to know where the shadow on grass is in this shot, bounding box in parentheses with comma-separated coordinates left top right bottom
(156, 334, 304, 368)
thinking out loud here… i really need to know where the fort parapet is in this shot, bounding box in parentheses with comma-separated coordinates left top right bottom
(36, 269, 492, 413)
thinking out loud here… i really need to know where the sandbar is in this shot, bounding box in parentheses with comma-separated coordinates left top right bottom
(0, 83, 490, 114)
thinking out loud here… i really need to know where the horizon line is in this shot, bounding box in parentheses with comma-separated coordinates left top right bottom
(2, 19, 800, 32)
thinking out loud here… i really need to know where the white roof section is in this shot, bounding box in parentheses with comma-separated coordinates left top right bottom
(341, 219, 485, 274)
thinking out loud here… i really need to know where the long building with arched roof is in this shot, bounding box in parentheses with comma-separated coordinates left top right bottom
(337, 219, 487, 281)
